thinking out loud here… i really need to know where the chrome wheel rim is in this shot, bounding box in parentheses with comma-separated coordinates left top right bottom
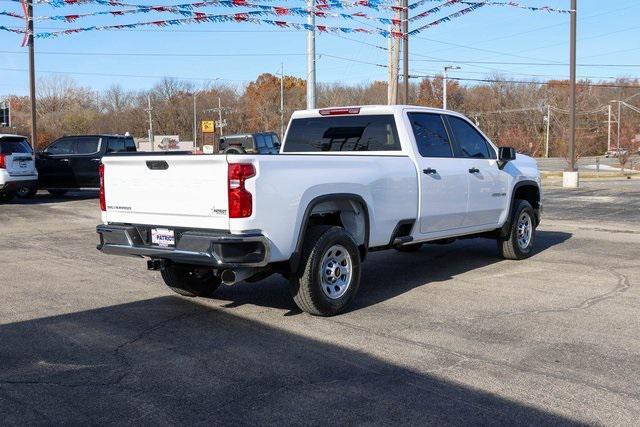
(516, 211, 533, 250)
(320, 244, 352, 300)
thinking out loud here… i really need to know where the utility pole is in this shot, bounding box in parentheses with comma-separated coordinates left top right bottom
(443, 65, 460, 110)
(567, 0, 577, 173)
(27, 0, 37, 151)
(402, 0, 409, 104)
(192, 93, 197, 149)
(280, 63, 285, 140)
(607, 103, 611, 152)
(218, 97, 224, 138)
(616, 99, 621, 150)
(147, 94, 154, 151)
(306, 0, 316, 109)
(545, 105, 551, 158)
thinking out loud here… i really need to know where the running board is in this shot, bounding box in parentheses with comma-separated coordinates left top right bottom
(392, 236, 413, 247)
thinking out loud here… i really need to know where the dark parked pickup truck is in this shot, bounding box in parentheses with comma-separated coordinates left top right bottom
(37, 134, 136, 196)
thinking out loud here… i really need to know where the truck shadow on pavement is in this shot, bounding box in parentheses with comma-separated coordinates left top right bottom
(7, 191, 98, 205)
(214, 231, 572, 315)
(0, 296, 580, 425)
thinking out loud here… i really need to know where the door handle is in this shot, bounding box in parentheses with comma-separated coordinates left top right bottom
(59, 158, 70, 162)
(468, 167, 480, 174)
(423, 168, 438, 175)
(91, 158, 101, 162)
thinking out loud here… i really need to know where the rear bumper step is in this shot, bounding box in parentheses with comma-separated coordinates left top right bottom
(96, 224, 269, 267)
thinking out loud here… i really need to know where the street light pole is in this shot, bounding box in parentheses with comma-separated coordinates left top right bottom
(443, 65, 460, 110)
(147, 94, 154, 152)
(193, 93, 197, 149)
(567, 0, 577, 173)
(306, 0, 316, 109)
(280, 62, 285, 140)
(607, 103, 611, 152)
(27, 0, 37, 151)
(402, 0, 409, 104)
(545, 105, 551, 158)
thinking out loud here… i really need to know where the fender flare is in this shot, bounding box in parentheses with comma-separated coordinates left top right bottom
(288, 193, 370, 272)
(500, 180, 541, 238)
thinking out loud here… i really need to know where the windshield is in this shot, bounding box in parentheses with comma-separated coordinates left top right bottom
(0, 137, 32, 154)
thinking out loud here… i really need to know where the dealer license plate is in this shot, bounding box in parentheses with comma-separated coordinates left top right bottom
(151, 228, 175, 247)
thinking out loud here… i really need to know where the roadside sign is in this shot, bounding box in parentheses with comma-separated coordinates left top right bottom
(201, 120, 215, 133)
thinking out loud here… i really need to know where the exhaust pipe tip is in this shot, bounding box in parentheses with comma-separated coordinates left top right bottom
(220, 269, 236, 286)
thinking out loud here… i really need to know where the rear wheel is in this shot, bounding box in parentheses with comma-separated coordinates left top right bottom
(498, 199, 536, 260)
(160, 262, 221, 298)
(290, 226, 361, 316)
(47, 189, 68, 197)
(0, 191, 15, 203)
(17, 186, 37, 198)
(224, 146, 245, 155)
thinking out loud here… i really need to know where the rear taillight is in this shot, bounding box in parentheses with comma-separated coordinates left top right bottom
(0, 154, 6, 169)
(99, 163, 106, 211)
(228, 163, 255, 218)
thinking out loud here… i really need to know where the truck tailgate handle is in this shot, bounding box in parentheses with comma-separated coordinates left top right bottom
(146, 160, 169, 170)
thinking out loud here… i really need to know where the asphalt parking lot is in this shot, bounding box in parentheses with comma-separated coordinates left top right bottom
(1, 181, 639, 425)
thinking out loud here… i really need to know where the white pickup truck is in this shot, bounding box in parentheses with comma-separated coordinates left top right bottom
(97, 105, 542, 316)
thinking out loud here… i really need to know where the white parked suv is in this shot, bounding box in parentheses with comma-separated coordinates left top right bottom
(0, 134, 38, 202)
(97, 105, 542, 316)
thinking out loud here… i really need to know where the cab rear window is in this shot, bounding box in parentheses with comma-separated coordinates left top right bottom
(284, 115, 401, 152)
(0, 137, 31, 154)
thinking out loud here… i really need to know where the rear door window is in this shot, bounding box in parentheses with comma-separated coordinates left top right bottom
(124, 138, 136, 152)
(284, 114, 401, 152)
(75, 137, 100, 154)
(0, 137, 31, 154)
(45, 138, 75, 155)
(446, 116, 494, 159)
(407, 113, 453, 158)
(255, 134, 267, 150)
(106, 138, 125, 153)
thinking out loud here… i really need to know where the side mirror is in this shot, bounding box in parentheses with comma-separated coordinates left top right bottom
(499, 147, 516, 161)
(498, 147, 516, 170)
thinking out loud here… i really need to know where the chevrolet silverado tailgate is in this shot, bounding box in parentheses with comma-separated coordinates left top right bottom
(102, 154, 230, 229)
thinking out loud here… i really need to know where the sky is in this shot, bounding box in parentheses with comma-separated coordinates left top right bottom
(1, 0, 639, 96)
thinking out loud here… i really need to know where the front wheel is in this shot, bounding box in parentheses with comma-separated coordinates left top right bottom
(290, 226, 361, 316)
(160, 262, 221, 298)
(498, 199, 536, 260)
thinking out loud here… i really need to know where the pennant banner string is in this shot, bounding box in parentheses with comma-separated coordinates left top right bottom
(32, 2, 395, 26)
(0, 24, 26, 34)
(409, 1, 485, 35)
(0, 10, 25, 19)
(34, 12, 397, 39)
(409, 0, 571, 13)
(33, 0, 402, 11)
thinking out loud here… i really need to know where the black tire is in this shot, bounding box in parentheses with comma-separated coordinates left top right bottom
(290, 226, 361, 316)
(0, 191, 15, 203)
(47, 189, 68, 197)
(17, 186, 37, 198)
(160, 262, 221, 298)
(395, 243, 423, 252)
(224, 146, 245, 155)
(498, 199, 536, 260)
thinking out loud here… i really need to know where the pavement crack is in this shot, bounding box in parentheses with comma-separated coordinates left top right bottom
(482, 267, 631, 319)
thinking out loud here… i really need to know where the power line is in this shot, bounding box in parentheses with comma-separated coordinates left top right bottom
(409, 73, 640, 89)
